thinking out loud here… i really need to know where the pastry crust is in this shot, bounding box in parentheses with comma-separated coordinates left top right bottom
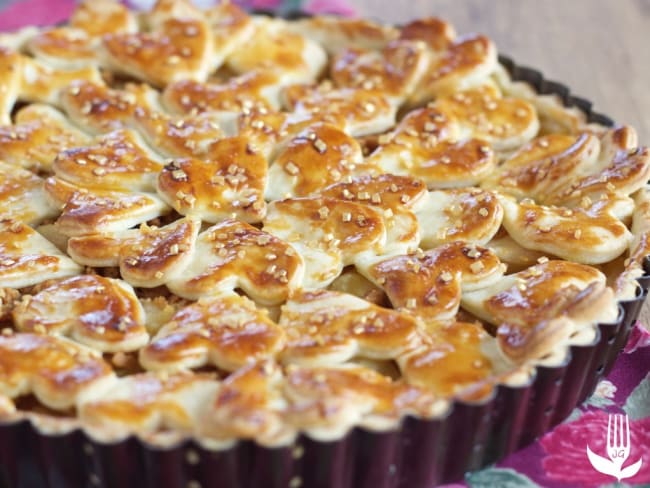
(0, 0, 644, 448)
(13, 274, 148, 353)
(141, 292, 285, 372)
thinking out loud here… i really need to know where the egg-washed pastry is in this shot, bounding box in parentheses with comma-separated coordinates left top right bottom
(0, 0, 645, 450)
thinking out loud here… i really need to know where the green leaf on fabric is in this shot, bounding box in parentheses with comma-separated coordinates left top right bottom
(562, 407, 583, 424)
(584, 395, 616, 409)
(623, 374, 650, 420)
(466, 467, 541, 488)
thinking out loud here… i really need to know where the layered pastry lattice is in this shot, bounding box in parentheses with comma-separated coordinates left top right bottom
(0, 0, 648, 447)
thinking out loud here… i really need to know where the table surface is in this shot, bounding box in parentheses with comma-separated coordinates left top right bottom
(353, 0, 650, 324)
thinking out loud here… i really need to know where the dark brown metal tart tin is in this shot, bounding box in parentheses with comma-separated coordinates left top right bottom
(0, 45, 648, 488)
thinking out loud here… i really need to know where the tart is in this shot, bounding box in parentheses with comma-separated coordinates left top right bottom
(0, 1, 648, 486)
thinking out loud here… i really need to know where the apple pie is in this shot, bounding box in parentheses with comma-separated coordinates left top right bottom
(0, 0, 647, 466)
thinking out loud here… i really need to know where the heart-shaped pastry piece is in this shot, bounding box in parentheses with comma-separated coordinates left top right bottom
(53, 129, 164, 192)
(0, 162, 58, 225)
(0, 332, 115, 410)
(79, 371, 218, 437)
(280, 288, 421, 366)
(167, 219, 304, 305)
(266, 124, 372, 200)
(264, 197, 386, 288)
(331, 40, 430, 100)
(141, 292, 285, 373)
(156, 136, 268, 223)
(13, 274, 148, 353)
(0, 220, 82, 288)
(367, 242, 505, 322)
(462, 260, 618, 362)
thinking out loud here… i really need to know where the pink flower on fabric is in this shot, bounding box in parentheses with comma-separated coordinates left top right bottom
(625, 321, 650, 354)
(0, 0, 75, 31)
(540, 410, 650, 486)
(304, 0, 356, 16)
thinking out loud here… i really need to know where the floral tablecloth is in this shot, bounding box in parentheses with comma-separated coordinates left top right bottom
(1, 0, 649, 486)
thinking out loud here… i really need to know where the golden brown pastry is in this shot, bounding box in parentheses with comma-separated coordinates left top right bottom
(13, 274, 148, 352)
(167, 219, 304, 304)
(141, 292, 285, 372)
(0, 0, 643, 450)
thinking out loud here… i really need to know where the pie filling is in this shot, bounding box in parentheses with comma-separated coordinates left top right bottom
(0, 0, 647, 447)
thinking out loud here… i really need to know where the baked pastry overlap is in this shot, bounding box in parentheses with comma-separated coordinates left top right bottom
(0, 0, 646, 451)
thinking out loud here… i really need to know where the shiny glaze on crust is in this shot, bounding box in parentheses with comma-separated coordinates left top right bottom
(206, 360, 287, 442)
(226, 22, 319, 82)
(283, 84, 395, 136)
(400, 321, 496, 401)
(238, 110, 348, 158)
(60, 80, 133, 130)
(280, 289, 421, 365)
(434, 86, 539, 150)
(53, 129, 164, 192)
(13, 275, 148, 353)
(285, 364, 437, 424)
(0, 48, 22, 124)
(141, 293, 285, 372)
(4, 104, 90, 171)
(399, 17, 456, 51)
(554, 146, 650, 204)
(483, 133, 600, 202)
(206, 361, 436, 442)
(162, 72, 277, 115)
(205, 3, 252, 54)
(265, 197, 386, 258)
(417, 188, 503, 248)
(389, 104, 459, 140)
(132, 109, 225, 158)
(500, 197, 631, 264)
(60, 81, 153, 135)
(291, 17, 399, 53)
(485, 260, 604, 327)
(66, 218, 200, 284)
(331, 40, 429, 99)
(369, 242, 504, 321)
(410, 34, 497, 103)
(18, 56, 103, 106)
(45, 177, 169, 236)
(269, 123, 372, 198)
(0, 332, 113, 410)
(0, 162, 57, 224)
(477, 260, 613, 362)
(156, 136, 267, 223)
(102, 18, 212, 87)
(167, 219, 303, 305)
(67, 231, 134, 268)
(27, 28, 96, 67)
(318, 175, 427, 259)
(80, 371, 217, 433)
(118, 218, 200, 288)
(69, 0, 137, 37)
(0, 220, 77, 285)
(368, 105, 495, 188)
(319, 174, 428, 210)
(410, 139, 495, 187)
